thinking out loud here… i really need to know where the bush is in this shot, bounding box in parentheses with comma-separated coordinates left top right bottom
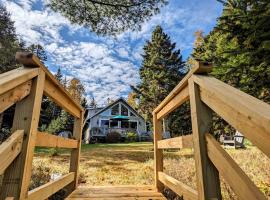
(106, 131, 121, 143)
(126, 132, 137, 142)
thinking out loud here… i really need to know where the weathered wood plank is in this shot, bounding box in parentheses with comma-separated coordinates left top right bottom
(153, 61, 212, 114)
(66, 186, 166, 200)
(0, 80, 32, 113)
(67, 197, 165, 200)
(35, 131, 79, 149)
(0, 130, 24, 175)
(4, 197, 14, 200)
(158, 172, 198, 200)
(193, 75, 270, 157)
(44, 78, 81, 118)
(0, 67, 38, 95)
(27, 172, 75, 200)
(157, 135, 193, 149)
(71, 185, 157, 193)
(157, 85, 189, 120)
(206, 133, 266, 200)
(153, 113, 164, 191)
(0, 69, 45, 199)
(188, 77, 221, 200)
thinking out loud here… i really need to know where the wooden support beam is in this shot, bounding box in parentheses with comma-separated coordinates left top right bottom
(193, 75, 270, 158)
(188, 77, 221, 200)
(206, 133, 266, 200)
(0, 130, 24, 175)
(44, 79, 81, 118)
(154, 61, 212, 114)
(0, 69, 45, 199)
(66, 111, 84, 194)
(153, 113, 164, 191)
(157, 86, 189, 120)
(27, 172, 75, 200)
(15, 52, 83, 115)
(0, 67, 38, 96)
(0, 81, 32, 113)
(158, 172, 198, 200)
(35, 131, 79, 149)
(157, 135, 193, 149)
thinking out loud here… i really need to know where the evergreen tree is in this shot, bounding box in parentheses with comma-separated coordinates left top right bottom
(49, 0, 167, 35)
(27, 44, 47, 63)
(193, 0, 270, 103)
(89, 97, 97, 108)
(0, 4, 21, 73)
(133, 25, 189, 134)
(190, 0, 270, 136)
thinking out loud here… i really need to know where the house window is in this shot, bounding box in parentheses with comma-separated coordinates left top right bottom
(121, 121, 129, 128)
(121, 104, 128, 116)
(111, 104, 119, 115)
(110, 120, 118, 128)
(100, 120, 109, 127)
(130, 121, 137, 129)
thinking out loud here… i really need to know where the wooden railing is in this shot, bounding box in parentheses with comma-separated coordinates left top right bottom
(0, 52, 84, 200)
(153, 61, 270, 200)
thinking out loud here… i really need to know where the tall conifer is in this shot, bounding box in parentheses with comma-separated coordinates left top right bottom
(133, 25, 189, 134)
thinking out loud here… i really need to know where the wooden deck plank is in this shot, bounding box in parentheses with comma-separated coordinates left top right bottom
(66, 186, 166, 200)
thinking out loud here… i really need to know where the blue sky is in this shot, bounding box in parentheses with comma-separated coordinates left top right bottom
(2, 0, 223, 105)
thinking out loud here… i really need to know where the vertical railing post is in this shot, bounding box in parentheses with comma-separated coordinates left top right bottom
(188, 76, 221, 200)
(67, 111, 83, 193)
(153, 112, 163, 191)
(0, 68, 45, 200)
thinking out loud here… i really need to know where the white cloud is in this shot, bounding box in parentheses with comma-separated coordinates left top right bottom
(3, 0, 221, 105)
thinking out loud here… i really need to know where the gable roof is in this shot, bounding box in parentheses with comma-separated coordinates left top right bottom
(88, 97, 145, 120)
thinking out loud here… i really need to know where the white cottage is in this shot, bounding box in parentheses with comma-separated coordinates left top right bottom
(83, 98, 147, 143)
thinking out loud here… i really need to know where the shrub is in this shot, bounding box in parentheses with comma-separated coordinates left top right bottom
(126, 132, 138, 142)
(106, 131, 121, 143)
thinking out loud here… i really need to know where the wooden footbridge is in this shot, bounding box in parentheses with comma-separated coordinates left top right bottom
(0, 52, 269, 200)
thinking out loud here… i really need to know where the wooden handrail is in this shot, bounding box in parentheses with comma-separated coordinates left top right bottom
(0, 80, 32, 113)
(156, 85, 189, 120)
(153, 61, 212, 114)
(0, 67, 38, 95)
(0, 130, 24, 175)
(157, 135, 193, 149)
(35, 132, 79, 149)
(153, 60, 270, 199)
(193, 75, 270, 157)
(15, 52, 84, 117)
(0, 52, 84, 200)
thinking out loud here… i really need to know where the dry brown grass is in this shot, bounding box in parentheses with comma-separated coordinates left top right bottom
(32, 143, 270, 199)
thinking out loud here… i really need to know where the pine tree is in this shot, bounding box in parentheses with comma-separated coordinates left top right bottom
(89, 97, 97, 108)
(55, 67, 63, 83)
(27, 44, 47, 63)
(192, 0, 270, 103)
(49, 0, 167, 35)
(132, 25, 188, 134)
(190, 0, 270, 136)
(0, 4, 21, 73)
